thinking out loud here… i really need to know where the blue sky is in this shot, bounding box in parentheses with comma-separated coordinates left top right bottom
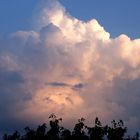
(0, 0, 140, 38)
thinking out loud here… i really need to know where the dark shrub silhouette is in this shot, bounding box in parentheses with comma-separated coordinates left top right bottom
(125, 132, 140, 140)
(61, 129, 71, 140)
(72, 118, 88, 140)
(106, 120, 127, 140)
(3, 114, 139, 140)
(23, 126, 36, 140)
(3, 131, 20, 140)
(86, 117, 105, 140)
(36, 123, 47, 140)
(47, 114, 62, 140)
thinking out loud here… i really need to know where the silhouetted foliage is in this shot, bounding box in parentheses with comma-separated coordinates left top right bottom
(47, 114, 62, 140)
(61, 129, 71, 140)
(23, 126, 36, 140)
(36, 123, 47, 140)
(72, 118, 88, 140)
(106, 120, 127, 140)
(86, 117, 105, 140)
(3, 131, 20, 140)
(3, 114, 139, 140)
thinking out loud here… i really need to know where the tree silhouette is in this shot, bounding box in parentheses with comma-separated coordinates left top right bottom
(23, 126, 36, 140)
(86, 117, 105, 140)
(61, 128, 71, 140)
(72, 118, 88, 140)
(125, 132, 140, 140)
(2, 114, 140, 140)
(106, 120, 127, 140)
(36, 123, 47, 140)
(47, 114, 62, 140)
(3, 131, 20, 140)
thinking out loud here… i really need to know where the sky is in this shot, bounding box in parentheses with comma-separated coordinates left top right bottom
(0, 0, 140, 137)
(0, 0, 140, 38)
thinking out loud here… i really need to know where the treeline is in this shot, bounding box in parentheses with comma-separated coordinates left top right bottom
(3, 114, 139, 140)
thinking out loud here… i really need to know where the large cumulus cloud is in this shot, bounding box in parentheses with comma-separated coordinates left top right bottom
(0, 0, 140, 135)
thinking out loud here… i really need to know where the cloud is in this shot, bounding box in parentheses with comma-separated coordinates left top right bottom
(0, 0, 140, 135)
(47, 82, 69, 87)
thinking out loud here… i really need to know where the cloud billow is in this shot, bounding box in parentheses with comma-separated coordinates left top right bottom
(0, 0, 140, 135)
